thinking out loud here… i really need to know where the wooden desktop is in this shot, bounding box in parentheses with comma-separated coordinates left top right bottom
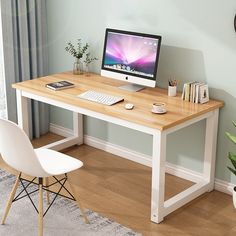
(12, 71, 223, 223)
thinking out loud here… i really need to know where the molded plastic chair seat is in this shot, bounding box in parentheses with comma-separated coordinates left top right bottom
(0, 118, 89, 236)
(35, 148, 83, 177)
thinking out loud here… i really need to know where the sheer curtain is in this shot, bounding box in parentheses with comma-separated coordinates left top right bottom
(0, 54, 7, 119)
(0, 2, 7, 119)
(1, 0, 49, 138)
(0, 55, 7, 119)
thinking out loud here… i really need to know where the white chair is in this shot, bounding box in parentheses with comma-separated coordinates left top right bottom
(0, 118, 89, 236)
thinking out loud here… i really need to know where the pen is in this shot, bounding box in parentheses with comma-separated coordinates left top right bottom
(169, 78, 179, 87)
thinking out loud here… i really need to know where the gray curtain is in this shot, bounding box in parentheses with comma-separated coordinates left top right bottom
(1, 0, 49, 138)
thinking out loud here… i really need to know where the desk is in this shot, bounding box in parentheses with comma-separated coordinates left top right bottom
(12, 71, 223, 223)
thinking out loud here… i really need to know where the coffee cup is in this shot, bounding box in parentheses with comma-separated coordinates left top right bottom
(152, 102, 166, 113)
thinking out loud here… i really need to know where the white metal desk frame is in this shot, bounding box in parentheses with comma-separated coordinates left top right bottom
(16, 89, 219, 223)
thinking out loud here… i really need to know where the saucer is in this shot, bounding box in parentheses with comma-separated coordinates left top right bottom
(151, 109, 167, 114)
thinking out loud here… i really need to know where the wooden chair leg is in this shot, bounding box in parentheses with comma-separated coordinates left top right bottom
(38, 178, 43, 236)
(44, 177, 50, 205)
(1, 173, 21, 225)
(67, 179, 89, 224)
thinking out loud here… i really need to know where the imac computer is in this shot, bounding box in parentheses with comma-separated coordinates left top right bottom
(101, 28, 162, 92)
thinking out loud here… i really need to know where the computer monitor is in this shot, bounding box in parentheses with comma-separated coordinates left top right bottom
(101, 28, 162, 91)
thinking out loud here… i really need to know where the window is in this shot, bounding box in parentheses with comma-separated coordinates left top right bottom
(0, 4, 7, 119)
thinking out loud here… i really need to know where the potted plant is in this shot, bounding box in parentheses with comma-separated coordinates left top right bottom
(225, 121, 236, 208)
(65, 39, 97, 75)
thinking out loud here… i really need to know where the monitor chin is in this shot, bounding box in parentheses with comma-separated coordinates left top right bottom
(101, 69, 156, 91)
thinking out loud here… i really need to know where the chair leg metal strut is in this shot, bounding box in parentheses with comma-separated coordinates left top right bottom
(1, 173, 89, 231)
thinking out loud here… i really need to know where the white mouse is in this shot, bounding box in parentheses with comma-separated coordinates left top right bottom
(125, 103, 134, 110)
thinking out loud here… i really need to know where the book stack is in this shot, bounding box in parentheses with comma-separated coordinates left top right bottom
(182, 82, 209, 104)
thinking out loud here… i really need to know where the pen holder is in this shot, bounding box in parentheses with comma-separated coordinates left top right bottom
(168, 86, 177, 97)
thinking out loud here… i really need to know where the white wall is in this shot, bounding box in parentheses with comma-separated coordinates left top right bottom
(46, 0, 236, 184)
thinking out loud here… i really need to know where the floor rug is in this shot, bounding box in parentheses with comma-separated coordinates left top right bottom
(0, 169, 142, 236)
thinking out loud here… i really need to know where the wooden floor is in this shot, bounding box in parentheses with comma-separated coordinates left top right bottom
(0, 133, 236, 236)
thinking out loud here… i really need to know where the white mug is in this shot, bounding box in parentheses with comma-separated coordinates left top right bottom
(152, 102, 166, 113)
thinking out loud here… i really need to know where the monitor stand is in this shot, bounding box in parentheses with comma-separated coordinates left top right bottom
(119, 84, 145, 92)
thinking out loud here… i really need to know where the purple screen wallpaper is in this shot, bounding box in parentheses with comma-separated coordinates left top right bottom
(104, 32, 159, 78)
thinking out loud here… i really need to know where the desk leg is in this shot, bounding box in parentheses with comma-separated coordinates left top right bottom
(151, 131, 166, 223)
(16, 90, 30, 137)
(203, 109, 219, 191)
(41, 112, 83, 151)
(73, 112, 83, 145)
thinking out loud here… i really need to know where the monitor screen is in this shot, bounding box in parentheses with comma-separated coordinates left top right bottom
(101, 29, 162, 84)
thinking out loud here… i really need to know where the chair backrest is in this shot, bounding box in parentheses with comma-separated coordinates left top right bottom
(0, 119, 48, 177)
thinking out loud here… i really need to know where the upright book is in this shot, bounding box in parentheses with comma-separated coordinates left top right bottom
(46, 81, 75, 90)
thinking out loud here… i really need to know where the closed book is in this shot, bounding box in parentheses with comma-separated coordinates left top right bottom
(46, 81, 75, 90)
(192, 82, 198, 103)
(190, 83, 194, 102)
(199, 84, 209, 104)
(192, 83, 196, 103)
(185, 83, 190, 102)
(181, 84, 186, 100)
(195, 83, 204, 103)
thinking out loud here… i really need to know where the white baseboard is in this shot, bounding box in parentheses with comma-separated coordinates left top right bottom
(214, 179, 234, 195)
(84, 134, 203, 183)
(49, 123, 234, 196)
(84, 134, 152, 167)
(165, 162, 202, 183)
(49, 123, 73, 138)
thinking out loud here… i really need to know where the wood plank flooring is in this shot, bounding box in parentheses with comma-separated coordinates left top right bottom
(0, 133, 235, 236)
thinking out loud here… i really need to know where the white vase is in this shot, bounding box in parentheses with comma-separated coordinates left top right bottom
(233, 186, 236, 208)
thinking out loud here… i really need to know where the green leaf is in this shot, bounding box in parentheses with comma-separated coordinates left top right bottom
(228, 152, 236, 169)
(225, 132, 236, 144)
(227, 166, 236, 176)
(233, 121, 236, 128)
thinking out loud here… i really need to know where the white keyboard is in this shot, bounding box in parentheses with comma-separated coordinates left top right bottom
(78, 90, 124, 106)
